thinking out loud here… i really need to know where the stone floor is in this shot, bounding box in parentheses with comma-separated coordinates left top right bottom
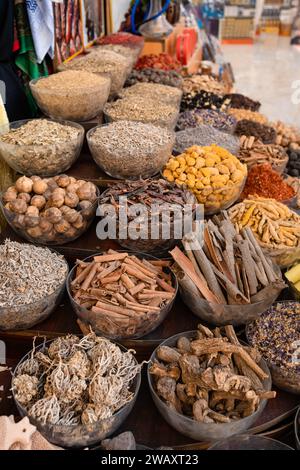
(222, 35, 300, 127)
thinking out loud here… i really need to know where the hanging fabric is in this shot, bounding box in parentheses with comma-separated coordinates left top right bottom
(0, 0, 32, 121)
(26, 0, 55, 64)
(14, 0, 49, 114)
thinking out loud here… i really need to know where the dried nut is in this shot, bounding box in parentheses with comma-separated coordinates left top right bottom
(33, 180, 48, 195)
(68, 177, 77, 184)
(78, 200, 93, 211)
(13, 214, 25, 229)
(66, 183, 80, 193)
(24, 215, 40, 228)
(44, 207, 62, 224)
(15, 176, 33, 194)
(9, 199, 28, 214)
(18, 192, 32, 204)
(3, 187, 18, 203)
(27, 226, 43, 238)
(47, 179, 59, 191)
(31, 195, 46, 210)
(72, 214, 84, 229)
(60, 205, 72, 215)
(39, 219, 53, 234)
(57, 175, 70, 188)
(64, 192, 79, 208)
(26, 206, 39, 218)
(54, 220, 71, 234)
(64, 227, 78, 238)
(49, 194, 65, 208)
(64, 208, 79, 224)
(30, 176, 41, 182)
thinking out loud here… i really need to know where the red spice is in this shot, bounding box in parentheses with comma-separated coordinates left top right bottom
(241, 163, 295, 201)
(97, 32, 144, 47)
(135, 53, 181, 71)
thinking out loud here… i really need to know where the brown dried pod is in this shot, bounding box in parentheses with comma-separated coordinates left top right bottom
(64, 208, 79, 224)
(78, 200, 93, 211)
(60, 205, 72, 216)
(49, 194, 65, 209)
(15, 176, 33, 194)
(57, 175, 70, 188)
(31, 195, 46, 210)
(77, 182, 97, 201)
(72, 214, 84, 229)
(3, 187, 18, 203)
(44, 207, 62, 224)
(47, 179, 59, 191)
(66, 183, 80, 193)
(26, 206, 39, 218)
(9, 199, 28, 214)
(64, 192, 79, 208)
(18, 192, 32, 204)
(54, 220, 71, 234)
(24, 215, 40, 228)
(13, 214, 25, 229)
(27, 226, 43, 238)
(30, 176, 41, 183)
(64, 226, 78, 238)
(39, 219, 53, 234)
(33, 180, 48, 195)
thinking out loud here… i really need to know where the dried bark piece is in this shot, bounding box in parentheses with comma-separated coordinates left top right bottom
(149, 361, 181, 381)
(156, 377, 182, 414)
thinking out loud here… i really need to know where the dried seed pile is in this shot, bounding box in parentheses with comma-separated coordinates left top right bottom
(119, 82, 182, 107)
(177, 109, 237, 133)
(104, 98, 178, 129)
(34, 70, 109, 93)
(235, 120, 277, 144)
(125, 68, 183, 89)
(247, 302, 300, 373)
(170, 218, 284, 307)
(150, 323, 275, 423)
(174, 126, 240, 155)
(181, 91, 230, 113)
(239, 136, 288, 173)
(88, 121, 174, 179)
(70, 251, 176, 338)
(272, 121, 300, 151)
(31, 71, 111, 121)
(0, 119, 82, 176)
(225, 93, 261, 112)
(0, 119, 79, 146)
(0, 239, 68, 307)
(227, 108, 268, 125)
(12, 333, 141, 426)
(182, 74, 227, 95)
(61, 50, 130, 95)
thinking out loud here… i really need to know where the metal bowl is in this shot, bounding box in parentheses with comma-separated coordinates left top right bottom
(12, 339, 141, 448)
(147, 331, 272, 442)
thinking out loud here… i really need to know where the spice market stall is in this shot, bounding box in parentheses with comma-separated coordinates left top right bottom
(0, 7, 299, 452)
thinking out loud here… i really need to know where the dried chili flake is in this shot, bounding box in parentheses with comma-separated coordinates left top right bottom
(241, 163, 295, 201)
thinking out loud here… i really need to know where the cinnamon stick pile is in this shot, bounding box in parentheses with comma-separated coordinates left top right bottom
(150, 323, 276, 423)
(70, 250, 176, 338)
(170, 215, 285, 306)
